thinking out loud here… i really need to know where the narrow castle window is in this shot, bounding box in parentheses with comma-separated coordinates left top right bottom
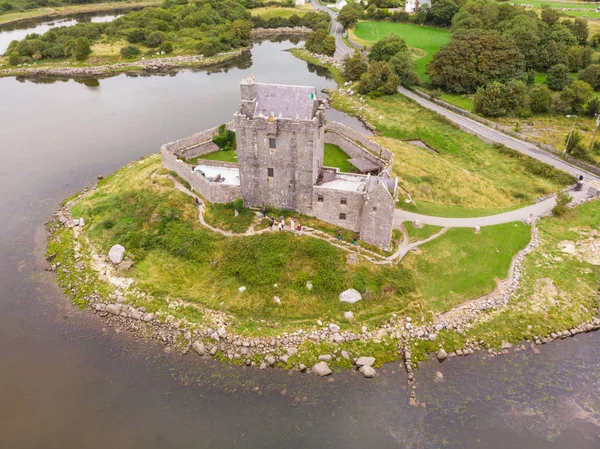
(268, 167, 274, 177)
(340, 198, 347, 205)
(269, 137, 276, 149)
(373, 206, 377, 211)
(339, 213, 346, 220)
(317, 195, 324, 202)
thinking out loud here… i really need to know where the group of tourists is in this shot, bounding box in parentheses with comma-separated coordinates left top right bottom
(262, 207, 304, 234)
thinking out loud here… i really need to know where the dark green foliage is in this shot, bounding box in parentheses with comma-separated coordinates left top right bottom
(120, 45, 141, 59)
(564, 129, 583, 154)
(547, 63, 571, 91)
(559, 80, 595, 113)
(590, 32, 600, 49)
(1, 1, 13, 11)
(70, 36, 91, 61)
(8, 51, 20, 65)
(212, 124, 236, 151)
(388, 51, 420, 87)
(578, 64, 600, 90)
(145, 31, 165, 48)
(529, 85, 553, 113)
(540, 6, 562, 27)
(474, 82, 507, 117)
(368, 34, 407, 62)
(526, 70, 536, 86)
(552, 190, 572, 217)
(427, 30, 525, 94)
(342, 51, 368, 81)
(337, 3, 362, 29)
(305, 30, 335, 57)
(10, 0, 254, 63)
(584, 97, 600, 117)
(358, 60, 400, 96)
(426, 0, 459, 27)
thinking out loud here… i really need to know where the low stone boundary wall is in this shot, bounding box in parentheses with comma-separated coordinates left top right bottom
(164, 121, 234, 157)
(195, 159, 238, 169)
(325, 120, 393, 161)
(564, 154, 600, 178)
(161, 147, 240, 204)
(324, 131, 386, 171)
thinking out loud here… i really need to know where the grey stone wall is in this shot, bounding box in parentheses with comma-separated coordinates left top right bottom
(234, 113, 324, 214)
(312, 186, 364, 232)
(161, 147, 241, 204)
(325, 121, 393, 164)
(360, 182, 395, 250)
(163, 121, 234, 156)
(324, 131, 385, 171)
(181, 141, 219, 160)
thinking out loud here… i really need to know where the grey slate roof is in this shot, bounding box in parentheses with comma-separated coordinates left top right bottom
(254, 83, 317, 120)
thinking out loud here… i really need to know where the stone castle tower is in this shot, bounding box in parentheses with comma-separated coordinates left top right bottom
(233, 75, 326, 214)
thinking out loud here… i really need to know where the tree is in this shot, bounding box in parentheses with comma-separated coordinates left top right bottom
(369, 34, 407, 62)
(427, 0, 459, 27)
(306, 30, 336, 56)
(585, 97, 600, 117)
(232, 20, 252, 43)
(358, 61, 398, 96)
(578, 64, 600, 90)
(8, 52, 20, 66)
(541, 6, 562, 27)
(343, 51, 368, 81)
(503, 79, 528, 114)
(474, 82, 507, 117)
(529, 85, 553, 113)
(590, 32, 600, 49)
(560, 80, 595, 113)
(567, 17, 589, 45)
(337, 4, 361, 29)
(389, 51, 420, 87)
(427, 30, 525, 93)
(547, 63, 571, 91)
(71, 37, 91, 61)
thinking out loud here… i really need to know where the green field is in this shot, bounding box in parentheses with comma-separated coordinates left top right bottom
(511, 0, 596, 9)
(250, 6, 310, 18)
(352, 21, 450, 82)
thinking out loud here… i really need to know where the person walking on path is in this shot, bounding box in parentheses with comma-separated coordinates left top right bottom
(278, 219, 284, 231)
(337, 230, 342, 242)
(297, 223, 303, 235)
(290, 217, 296, 233)
(269, 217, 274, 231)
(353, 234, 358, 246)
(195, 197, 199, 207)
(262, 206, 267, 217)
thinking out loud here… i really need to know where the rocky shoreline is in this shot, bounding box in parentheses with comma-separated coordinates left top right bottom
(44, 172, 600, 384)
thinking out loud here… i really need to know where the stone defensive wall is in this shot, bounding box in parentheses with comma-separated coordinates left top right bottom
(324, 121, 394, 170)
(313, 182, 366, 232)
(161, 121, 240, 204)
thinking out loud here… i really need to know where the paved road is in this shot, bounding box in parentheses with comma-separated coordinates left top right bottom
(310, 0, 353, 61)
(394, 189, 591, 227)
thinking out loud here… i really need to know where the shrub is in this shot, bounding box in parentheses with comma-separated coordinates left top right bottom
(197, 39, 218, 57)
(8, 52, 20, 66)
(529, 85, 552, 113)
(146, 31, 165, 48)
(159, 41, 174, 54)
(552, 190, 572, 217)
(212, 125, 236, 151)
(120, 45, 141, 59)
(305, 30, 335, 56)
(369, 34, 407, 62)
(70, 37, 91, 61)
(126, 28, 146, 44)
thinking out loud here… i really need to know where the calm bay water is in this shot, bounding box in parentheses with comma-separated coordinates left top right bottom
(0, 34, 599, 448)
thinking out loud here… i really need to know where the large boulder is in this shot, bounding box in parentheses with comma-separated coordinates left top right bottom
(340, 288, 362, 304)
(359, 365, 376, 378)
(356, 356, 375, 368)
(192, 340, 206, 356)
(312, 361, 332, 376)
(108, 244, 125, 264)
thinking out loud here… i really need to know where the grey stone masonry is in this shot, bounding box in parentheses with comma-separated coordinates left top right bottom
(161, 76, 398, 249)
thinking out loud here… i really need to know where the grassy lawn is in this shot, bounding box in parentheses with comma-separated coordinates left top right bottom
(0, 1, 160, 26)
(403, 222, 443, 243)
(439, 92, 474, 111)
(250, 6, 311, 18)
(464, 200, 600, 346)
(65, 154, 538, 336)
(351, 21, 450, 82)
(332, 90, 573, 212)
(323, 143, 352, 172)
(404, 222, 531, 311)
(398, 200, 522, 218)
(190, 150, 238, 164)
